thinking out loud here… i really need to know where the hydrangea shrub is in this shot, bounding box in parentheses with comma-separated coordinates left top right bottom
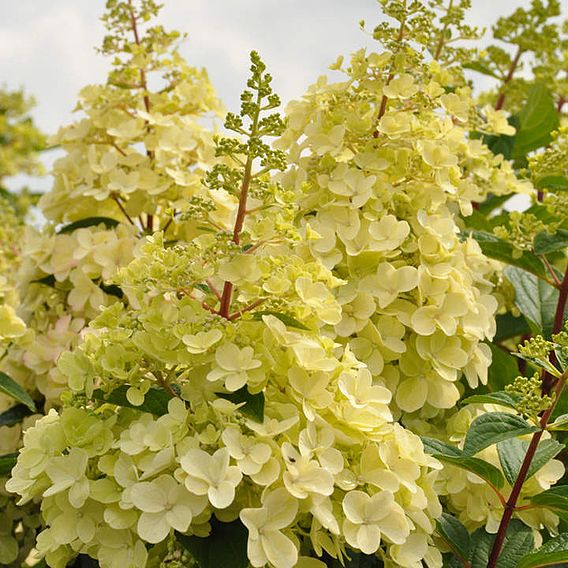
(2, 1, 568, 568)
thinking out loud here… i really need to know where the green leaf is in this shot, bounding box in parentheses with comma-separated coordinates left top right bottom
(512, 84, 559, 158)
(495, 313, 531, 342)
(92, 385, 172, 416)
(57, 216, 119, 234)
(505, 266, 562, 337)
(463, 61, 500, 79)
(0, 404, 34, 427)
(461, 391, 519, 411)
(31, 274, 57, 287)
(497, 438, 564, 485)
(421, 437, 505, 489)
(477, 194, 512, 216)
(513, 351, 562, 378)
(343, 552, 382, 568)
(549, 414, 568, 431)
(535, 175, 568, 193)
(0, 371, 36, 411)
(486, 345, 521, 393)
(530, 485, 568, 513)
(436, 455, 506, 490)
(463, 412, 538, 456)
(252, 311, 309, 330)
(217, 387, 265, 422)
(176, 518, 249, 568)
(99, 283, 124, 299)
(518, 533, 568, 568)
(467, 231, 547, 281)
(470, 521, 534, 568)
(436, 513, 470, 562)
(0, 453, 18, 476)
(533, 229, 568, 255)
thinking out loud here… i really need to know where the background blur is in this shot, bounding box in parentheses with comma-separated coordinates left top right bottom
(0, 0, 536, 192)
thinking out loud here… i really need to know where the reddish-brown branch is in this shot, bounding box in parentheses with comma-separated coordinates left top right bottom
(218, 78, 263, 319)
(433, 0, 454, 61)
(542, 255, 562, 287)
(111, 194, 136, 226)
(155, 370, 182, 400)
(376, 15, 407, 122)
(127, 0, 154, 233)
(557, 95, 566, 114)
(228, 298, 267, 321)
(495, 47, 523, 111)
(487, 369, 568, 567)
(553, 263, 568, 335)
(206, 279, 223, 302)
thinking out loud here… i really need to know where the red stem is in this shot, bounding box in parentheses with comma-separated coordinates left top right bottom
(127, 0, 154, 233)
(553, 263, 568, 335)
(376, 14, 407, 122)
(487, 368, 568, 566)
(495, 47, 523, 111)
(433, 0, 454, 61)
(218, 82, 263, 319)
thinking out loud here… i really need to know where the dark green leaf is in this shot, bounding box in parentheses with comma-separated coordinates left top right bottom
(435, 454, 506, 490)
(421, 437, 505, 489)
(421, 437, 463, 457)
(482, 131, 516, 160)
(477, 194, 512, 216)
(217, 387, 265, 422)
(518, 532, 568, 568)
(470, 521, 533, 568)
(531, 485, 568, 512)
(513, 84, 559, 158)
(463, 412, 538, 456)
(176, 518, 249, 568)
(513, 351, 562, 378)
(0, 453, 18, 476)
(436, 513, 470, 562)
(31, 274, 56, 287)
(533, 229, 568, 255)
(0, 404, 34, 427)
(505, 266, 562, 337)
(343, 551, 382, 568)
(252, 311, 309, 330)
(92, 385, 172, 416)
(495, 313, 530, 342)
(487, 345, 521, 392)
(498, 438, 564, 485)
(462, 391, 519, 411)
(464, 209, 494, 232)
(467, 231, 547, 281)
(442, 553, 465, 568)
(535, 175, 568, 193)
(0, 372, 36, 411)
(57, 217, 119, 234)
(99, 283, 124, 299)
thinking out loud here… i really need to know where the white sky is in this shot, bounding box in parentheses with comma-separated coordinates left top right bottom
(0, 0, 547, 191)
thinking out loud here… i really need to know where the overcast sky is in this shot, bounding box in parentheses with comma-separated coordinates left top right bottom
(0, 0, 544, 191)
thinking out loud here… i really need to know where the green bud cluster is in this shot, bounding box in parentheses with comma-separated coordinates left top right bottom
(506, 372, 554, 421)
(518, 335, 556, 360)
(493, 211, 548, 256)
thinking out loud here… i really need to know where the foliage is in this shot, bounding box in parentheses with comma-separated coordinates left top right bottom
(2, 1, 568, 568)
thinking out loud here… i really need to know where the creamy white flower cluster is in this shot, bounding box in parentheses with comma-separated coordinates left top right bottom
(277, 50, 531, 415)
(8, 302, 443, 568)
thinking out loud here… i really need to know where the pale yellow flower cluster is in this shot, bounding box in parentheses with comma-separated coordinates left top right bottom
(276, 49, 530, 416)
